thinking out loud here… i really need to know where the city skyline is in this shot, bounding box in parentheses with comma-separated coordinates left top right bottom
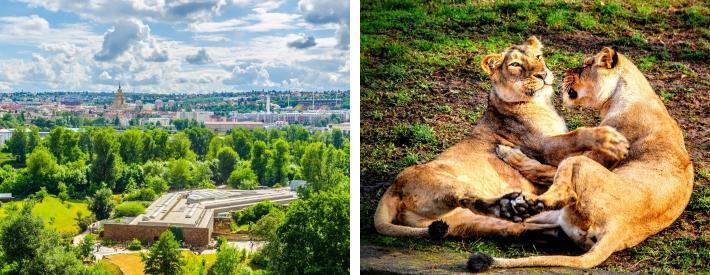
(0, 0, 350, 93)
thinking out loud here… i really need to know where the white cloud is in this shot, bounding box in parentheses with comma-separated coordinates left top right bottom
(287, 33, 316, 49)
(185, 48, 213, 65)
(188, 10, 301, 33)
(94, 19, 169, 63)
(298, 0, 349, 48)
(17, 0, 228, 23)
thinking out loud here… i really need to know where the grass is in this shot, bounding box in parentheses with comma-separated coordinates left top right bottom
(362, 0, 710, 273)
(104, 253, 145, 275)
(103, 251, 217, 275)
(93, 260, 123, 275)
(0, 196, 90, 235)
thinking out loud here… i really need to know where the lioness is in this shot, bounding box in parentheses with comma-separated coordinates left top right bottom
(468, 47, 694, 271)
(374, 37, 629, 239)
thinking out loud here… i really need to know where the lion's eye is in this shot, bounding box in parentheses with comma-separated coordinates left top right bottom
(509, 62, 522, 67)
(536, 55, 542, 60)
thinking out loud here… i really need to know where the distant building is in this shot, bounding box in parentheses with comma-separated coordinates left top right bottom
(0, 129, 12, 145)
(0, 193, 13, 201)
(103, 188, 297, 247)
(61, 97, 81, 106)
(111, 84, 126, 110)
(155, 99, 164, 110)
(329, 122, 350, 134)
(143, 117, 171, 127)
(204, 121, 264, 132)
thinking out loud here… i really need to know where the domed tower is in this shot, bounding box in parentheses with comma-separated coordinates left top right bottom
(112, 83, 126, 109)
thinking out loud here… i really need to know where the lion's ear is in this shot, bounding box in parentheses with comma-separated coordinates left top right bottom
(525, 36, 543, 50)
(596, 47, 618, 69)
(481, 54, 502, 75)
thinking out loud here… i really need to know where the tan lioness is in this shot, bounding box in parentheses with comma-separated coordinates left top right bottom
(373, 37, 630, 239)
(467, 47, 694, 271)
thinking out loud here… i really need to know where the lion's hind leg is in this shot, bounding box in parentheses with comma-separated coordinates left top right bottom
(440, 208, 558, 239)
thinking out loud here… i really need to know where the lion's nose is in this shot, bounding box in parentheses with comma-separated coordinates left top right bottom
(534, 71, 547, 80)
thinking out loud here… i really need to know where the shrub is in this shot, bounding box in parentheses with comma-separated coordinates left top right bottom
(233, 201, 284, 225)
(114, 201, 145, 217)
(128, 238, 142, 251)
(124, 188, 156, 201)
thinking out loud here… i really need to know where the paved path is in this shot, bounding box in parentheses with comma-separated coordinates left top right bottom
(72, 228, 90, 245)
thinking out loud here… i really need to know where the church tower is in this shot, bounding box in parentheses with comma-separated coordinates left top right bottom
(112, 83, 126, 109)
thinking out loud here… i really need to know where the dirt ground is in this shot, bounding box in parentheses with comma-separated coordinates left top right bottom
(360, 0, 709, 273)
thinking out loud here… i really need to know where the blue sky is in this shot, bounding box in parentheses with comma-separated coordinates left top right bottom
(0, 0, 349, 93)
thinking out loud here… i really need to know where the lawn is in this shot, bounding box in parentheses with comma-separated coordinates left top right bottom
(360, 0, 709, 273)
(0, 195, 90, 235)
(103, 251, 217, 275)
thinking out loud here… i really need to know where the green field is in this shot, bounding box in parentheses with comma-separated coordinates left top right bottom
(361, 0, 709, 273)
(0, 196, 90, 235)
(102, 251, 218, 275)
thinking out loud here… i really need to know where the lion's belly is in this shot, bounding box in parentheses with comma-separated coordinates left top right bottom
(437, 151, 539, 198)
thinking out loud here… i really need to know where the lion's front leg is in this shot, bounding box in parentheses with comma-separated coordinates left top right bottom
(538, 126, 630, 166)
(496, 144, 557, 185)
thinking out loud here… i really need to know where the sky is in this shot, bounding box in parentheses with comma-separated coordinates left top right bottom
(0, 0, 350, 93)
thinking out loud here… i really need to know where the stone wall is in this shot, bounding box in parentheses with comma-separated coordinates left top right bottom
(103, 223, 210, 247)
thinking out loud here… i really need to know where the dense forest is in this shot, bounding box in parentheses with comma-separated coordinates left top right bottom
(0, 124, 350, 274)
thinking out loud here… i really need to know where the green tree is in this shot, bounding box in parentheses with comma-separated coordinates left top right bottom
(230, 130, 252, 159)
(27, 126, 40, 153)
(78, 234, 96, 261)
(145, 175, 169, 194)
(142, 230, 183, 275)
(46, 127, 83, 163)
(251, 141, 270, 185)
(233, 200, 283, 225)
(227, 161, 258, 190)
(26, 146, 60, 192)
(266, 191, 349, 274)
(119, 128, 145, 164)
(89, 128, 121, 188)
(145, 129, 170, 160)
(0, 204, 85, 274)
(58, 182, 69, 201)
(0, 203, 43, 265)
(184, 127, 215, 159)
(89, 187, 115, 220)
(250, 211, 285, 240)
(216, 147, 238, 184)
(206, 136, 227, 160)
(169, 132, 195, 160)
(300, 143, 348, 196)
(209, 242, 251, 275)
(5, 125, 29, 163)
(166, 158, 191, 189)
(331, 128, 344, 149)
(268, 139, 290, 186)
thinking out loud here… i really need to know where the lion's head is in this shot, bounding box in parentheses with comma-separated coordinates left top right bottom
(562, 47, 624, 108)
(481, 36, 554, 103)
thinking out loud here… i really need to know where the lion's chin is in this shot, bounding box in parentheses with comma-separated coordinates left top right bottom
(525, 84, 550, 96)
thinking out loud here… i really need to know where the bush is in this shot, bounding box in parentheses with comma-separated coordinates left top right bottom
(114, 201, 145, 217)
(128, 238, 142, 251)
(233, 201, 283, 225)
(124, 188, 156, 201)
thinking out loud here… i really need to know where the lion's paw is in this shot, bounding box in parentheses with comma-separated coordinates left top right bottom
(587, 126, 629, 161)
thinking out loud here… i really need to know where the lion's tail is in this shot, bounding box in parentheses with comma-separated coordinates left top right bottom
(373, 187, 428, 237)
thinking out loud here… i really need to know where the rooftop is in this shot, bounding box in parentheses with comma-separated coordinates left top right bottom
(115, 188, 297, 228)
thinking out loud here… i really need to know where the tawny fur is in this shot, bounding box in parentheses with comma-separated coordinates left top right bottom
(490, 48, 694, 269)
(373, 38, 630, 239)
